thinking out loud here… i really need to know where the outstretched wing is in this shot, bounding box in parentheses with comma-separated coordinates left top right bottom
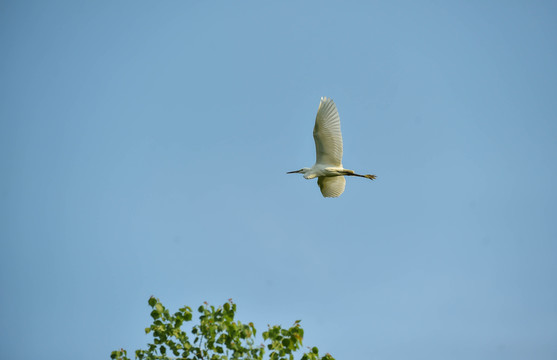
(317, 176, 346, 198)
(313, 97, 343, 166)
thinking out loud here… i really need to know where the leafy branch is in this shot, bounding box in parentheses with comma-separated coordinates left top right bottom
(111, 297, 335, 360)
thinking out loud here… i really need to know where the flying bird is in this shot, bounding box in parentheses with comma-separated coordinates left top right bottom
(287, 97, 376, 198)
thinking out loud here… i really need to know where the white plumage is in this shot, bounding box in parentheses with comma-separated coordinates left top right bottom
(313, 97, 343, 167)
(287, 97, 376, 198)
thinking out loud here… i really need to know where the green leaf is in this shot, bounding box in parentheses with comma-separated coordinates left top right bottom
(148, 297, 157, 307)
(155, 303, 164, 313)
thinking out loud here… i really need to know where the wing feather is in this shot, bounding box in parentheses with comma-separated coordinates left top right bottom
(317, 176, 346, 198)
(313, 97, 343, 166)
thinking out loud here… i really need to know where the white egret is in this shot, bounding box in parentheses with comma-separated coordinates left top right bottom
(287, 97, 376, 198)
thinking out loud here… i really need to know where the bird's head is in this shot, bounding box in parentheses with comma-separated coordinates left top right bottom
(286, 168, 310, 175)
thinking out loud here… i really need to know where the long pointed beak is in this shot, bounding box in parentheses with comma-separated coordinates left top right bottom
(286, 170, 302, 174)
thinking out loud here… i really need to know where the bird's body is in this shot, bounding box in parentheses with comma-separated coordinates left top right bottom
(288, 97, 376, 198)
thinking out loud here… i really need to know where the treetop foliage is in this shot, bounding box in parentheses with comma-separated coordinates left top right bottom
(111, 297, 335, 360)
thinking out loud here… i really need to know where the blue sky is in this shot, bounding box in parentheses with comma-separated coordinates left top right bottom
(1, 1, 557, 359)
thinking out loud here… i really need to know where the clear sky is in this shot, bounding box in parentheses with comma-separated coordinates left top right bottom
(1, 1, 557, 359)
